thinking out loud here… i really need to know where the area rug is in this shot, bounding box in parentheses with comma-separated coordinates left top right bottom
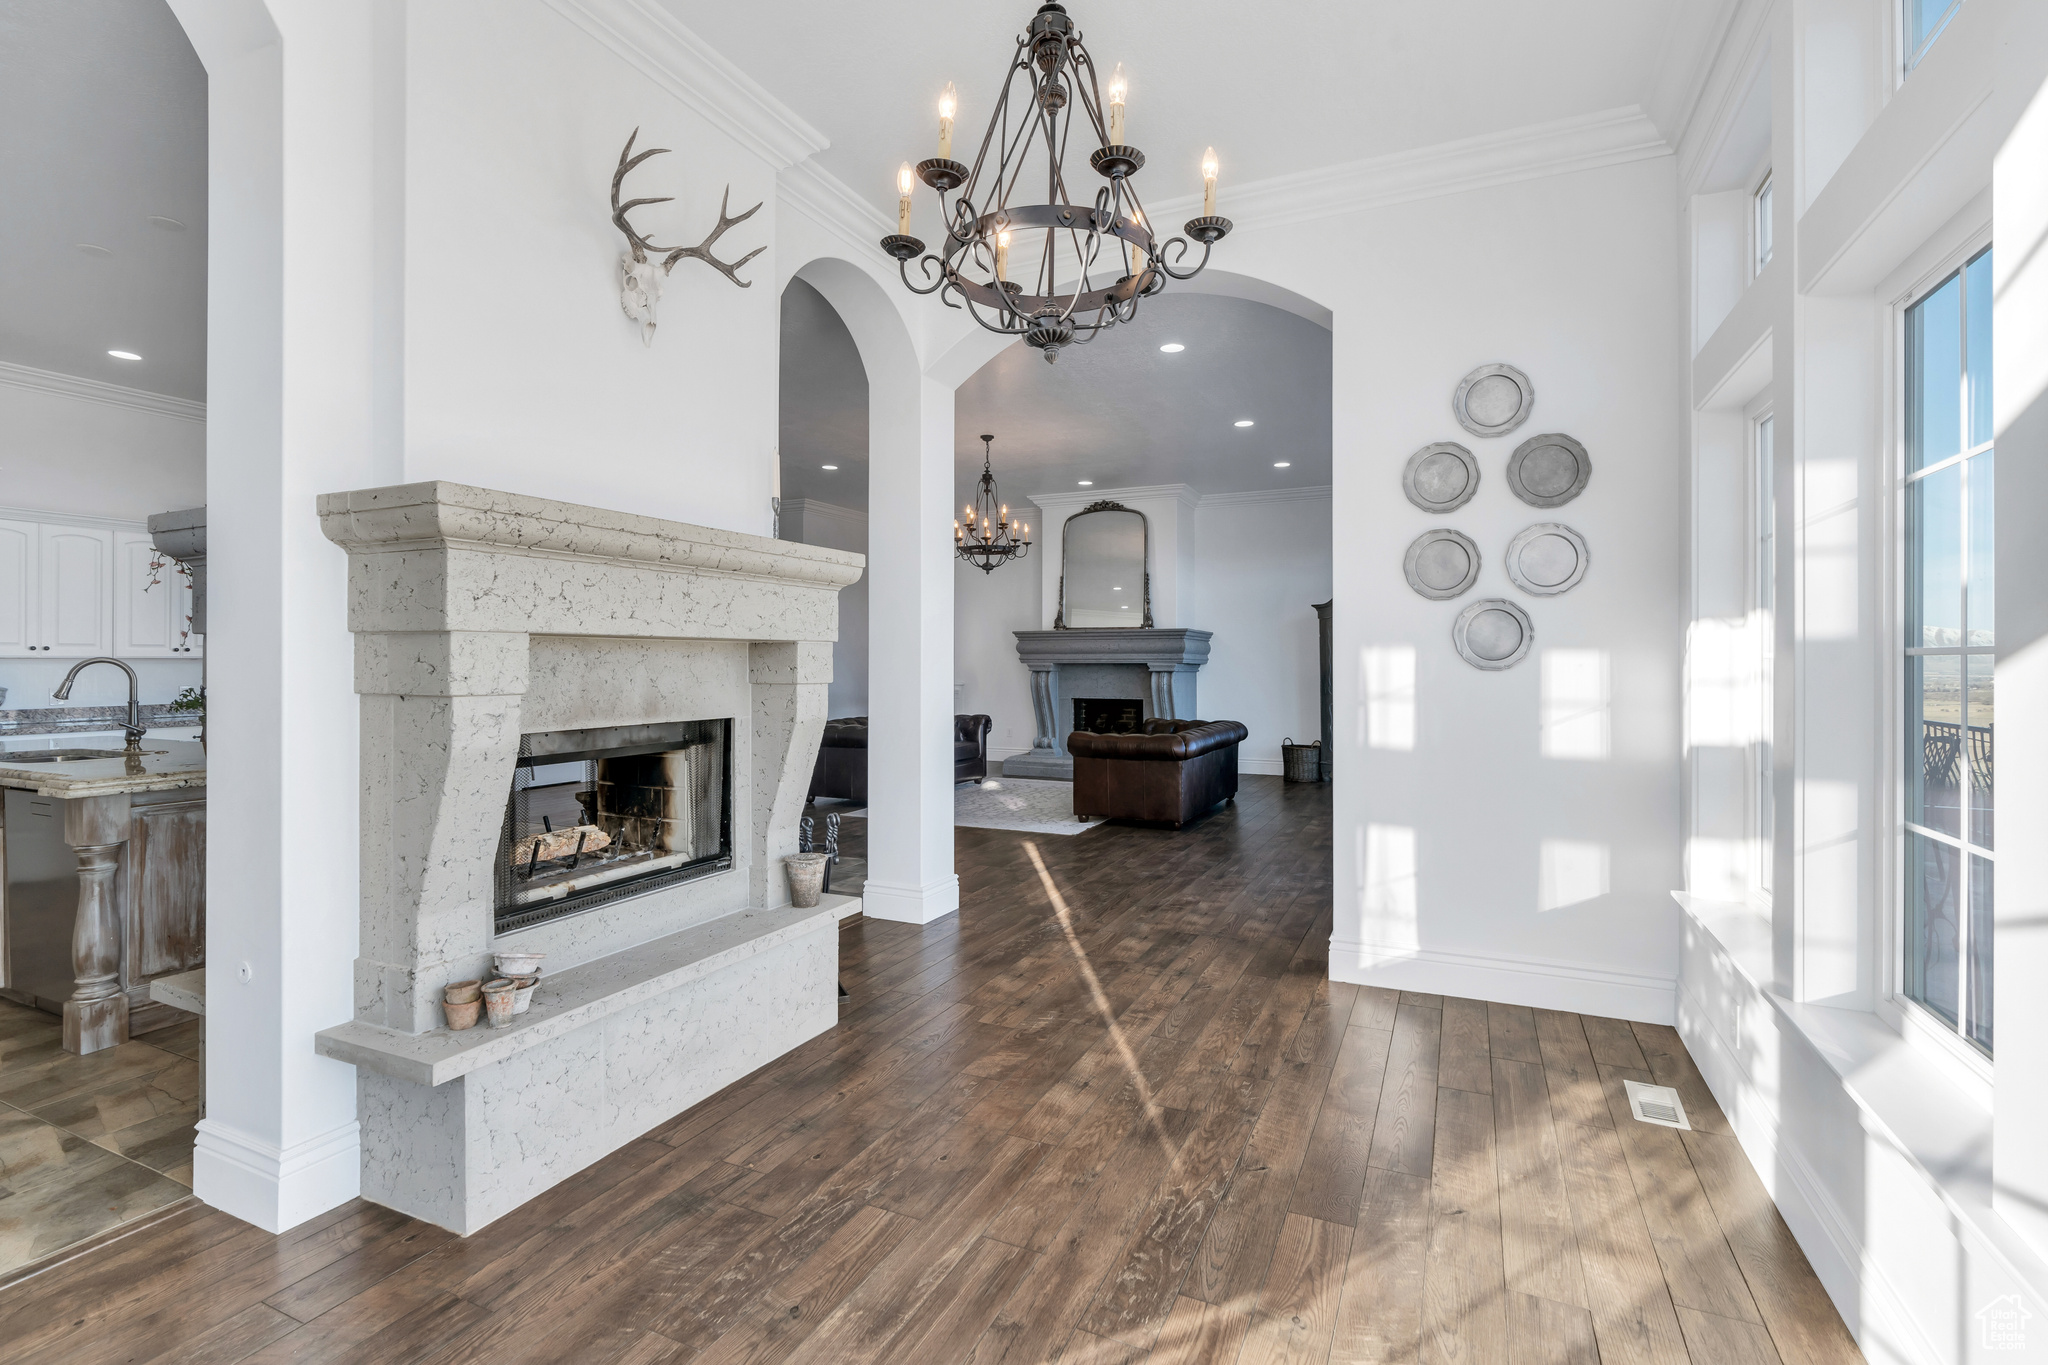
(953, 777, 1097, 837)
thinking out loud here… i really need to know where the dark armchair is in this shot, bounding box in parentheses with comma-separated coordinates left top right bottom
(807, 713, 994, 804)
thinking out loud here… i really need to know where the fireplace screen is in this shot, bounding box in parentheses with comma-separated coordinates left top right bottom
(1074, 697, 1144, 736)
(494, 719, 732, 934)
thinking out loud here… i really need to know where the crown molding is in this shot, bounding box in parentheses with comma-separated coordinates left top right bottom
(779, 157, 895, 258)
(785, 496, 867, 526)
(1145, 106, 1671, 233)
(1673, 0, 1775, 198)
(1027, 482, 1201, 511)
(540, 0, 828, 170)
(0, 361, 206, 423)
(1197, 484, 1332, 508)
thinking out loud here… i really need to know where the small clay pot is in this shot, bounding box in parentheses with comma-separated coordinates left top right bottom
(443, 979, 482, 1006)
(444, 998, 482, 1031)
(493, 951, 545, 978)
(785, 852, 829, 908)
(482, 979, 517, 1029)
(510, 973, 539, 1015)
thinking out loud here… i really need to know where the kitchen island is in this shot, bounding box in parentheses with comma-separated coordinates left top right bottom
(0, 740, 206, 1053)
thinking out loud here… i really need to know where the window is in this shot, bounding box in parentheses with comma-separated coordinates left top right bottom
(1902, 246, 1992, 1054)
(1753, 174, 1773, 276)
(1906, 0, 1963, 71)
(1752, 413, 1775, 897)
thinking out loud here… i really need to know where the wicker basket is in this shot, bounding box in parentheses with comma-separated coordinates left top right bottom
(1281, 738, 1323, 783)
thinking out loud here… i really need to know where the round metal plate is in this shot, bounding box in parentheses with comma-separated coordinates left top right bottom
(1453, 597, 1534, 670)
(1403, 529, 1481, 600)
(1506, 432, 1591, 508)
(1504, 523, 1588, 596)
(1452, 363, 1535, 438)
(1401, 442, 1479, 513)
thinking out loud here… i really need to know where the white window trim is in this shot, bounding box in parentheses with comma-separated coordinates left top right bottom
(1903, 0, 1965, 76)
(1744, 395, 1776, 911)
(1876, 226, 1995, 1099)
(1752, 171, 1774, 280)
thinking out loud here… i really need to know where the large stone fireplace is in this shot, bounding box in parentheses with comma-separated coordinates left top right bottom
(312, 482, 863, 1234)
(1004, 627, 1213, 780)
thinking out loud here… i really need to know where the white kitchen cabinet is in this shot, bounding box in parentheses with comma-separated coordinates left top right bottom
(0, 519, 33, 657)
(113, 532, 201, 658)
(37, 525, 113, 658)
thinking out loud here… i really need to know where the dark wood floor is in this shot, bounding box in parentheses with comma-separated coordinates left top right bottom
(0, 778, 1863, 1364)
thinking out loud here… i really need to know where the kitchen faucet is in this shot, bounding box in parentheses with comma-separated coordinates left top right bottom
(54, 658, 146, 751)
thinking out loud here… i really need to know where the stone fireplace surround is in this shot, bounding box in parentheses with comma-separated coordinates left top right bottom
(311, 482, 863, 1234)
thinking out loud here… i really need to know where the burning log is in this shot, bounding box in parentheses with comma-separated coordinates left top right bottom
(509, 824, 612, 866)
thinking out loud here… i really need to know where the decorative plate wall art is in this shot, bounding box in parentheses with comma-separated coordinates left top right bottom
(1506, 433, 1591, 508)
(1453, 597, 1534, 670)
(1401, 442, 1480, 513)
(1504, 523, 1589, 596)
(1452, 363, 1535, 438)
(1403, 529, 1481, 600)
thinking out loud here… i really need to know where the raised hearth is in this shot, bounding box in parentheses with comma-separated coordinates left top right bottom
(1005, 627, 1212, 780)
(313, 481, 862, 1234)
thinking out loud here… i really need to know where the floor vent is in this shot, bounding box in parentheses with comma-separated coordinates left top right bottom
(1623, 1079, 1691, 1130)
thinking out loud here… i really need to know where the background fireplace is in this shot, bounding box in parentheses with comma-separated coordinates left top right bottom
(495, 719, 732, 933)
(1074, 697, 1144, 735)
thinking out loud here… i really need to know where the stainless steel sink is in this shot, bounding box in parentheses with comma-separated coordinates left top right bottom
(0, 748, 167, 763)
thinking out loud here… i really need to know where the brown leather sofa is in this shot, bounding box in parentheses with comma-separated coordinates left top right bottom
(807, 714, 994, 804)
(1069, 718, 1248, 828)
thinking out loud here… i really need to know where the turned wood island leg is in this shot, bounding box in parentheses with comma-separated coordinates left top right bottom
(62, 792, 131, 1055)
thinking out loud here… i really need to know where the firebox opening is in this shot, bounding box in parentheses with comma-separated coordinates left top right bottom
(494, 719, 733, 935)
(1073, 698, 1145, 736)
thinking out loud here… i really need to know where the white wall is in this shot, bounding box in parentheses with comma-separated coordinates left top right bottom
(1308, 156, 1687, 1022)
(783, 498, 868, 718)
(954, 529, 1040, 759)
(398, 0, 781, 533)
(0, 372, 205, 522)
(1188, 491, 1332, 775)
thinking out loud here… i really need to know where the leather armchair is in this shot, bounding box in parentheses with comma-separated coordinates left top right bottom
(1069, 718, 1248, 828)
(806, 714, 995, 804)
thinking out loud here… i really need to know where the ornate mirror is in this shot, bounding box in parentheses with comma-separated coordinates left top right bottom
(1054, 502, 1152, 628)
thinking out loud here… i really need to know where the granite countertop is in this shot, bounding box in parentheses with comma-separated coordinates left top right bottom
(0, 704, 202, 738)
(0, 739, 207, 798)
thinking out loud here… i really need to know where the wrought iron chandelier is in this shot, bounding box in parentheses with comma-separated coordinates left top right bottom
(882, 1, 1231, 364)
(957, 435, 1032, 572)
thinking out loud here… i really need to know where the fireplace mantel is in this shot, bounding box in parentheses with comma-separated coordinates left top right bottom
(315, 481, 863, 1234)
(1005, 627, 1213, 780)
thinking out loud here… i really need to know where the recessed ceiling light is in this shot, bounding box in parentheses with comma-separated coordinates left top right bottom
(1078, 480, 1093, 486)
(1234, 419, 1255, 428)
(147, 216, 187, 232)
(1159, 343, 1185, 353)
(1112, 586, 1121, 591)
(1121, 604, 1129, 609)
(75, 243, 112, 258)
(1274, 461, 1291, 468)
(821, 464, 838, 470)
(107, 350, 141, 360)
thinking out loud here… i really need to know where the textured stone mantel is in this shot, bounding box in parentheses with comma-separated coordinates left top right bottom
(319, 480, 858, 1235)
(1005, 628, 1214, 780)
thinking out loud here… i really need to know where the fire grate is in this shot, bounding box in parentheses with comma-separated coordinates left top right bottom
(493, 719, 732, 934)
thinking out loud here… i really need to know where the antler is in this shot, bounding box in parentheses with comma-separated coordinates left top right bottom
(660, 186, 765, 288)
(611, 128, 675, 264)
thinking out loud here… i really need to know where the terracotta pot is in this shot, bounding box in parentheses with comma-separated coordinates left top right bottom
(482, 979, 517, 1029)
(444, 998, 482, 1031)
(510, 973, 539, 1015)
(784, 852, 829, 908)
(443, 979, 482, 1006)
(493, 952, 545, 978)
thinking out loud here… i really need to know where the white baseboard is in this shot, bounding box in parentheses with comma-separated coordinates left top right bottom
(861, 875, 960, 924)
(1329, 939, 1675, 1024)
(193, 1116, 360, 1234)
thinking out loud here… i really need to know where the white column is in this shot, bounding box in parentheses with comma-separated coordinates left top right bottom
(863, 372, 960, 924)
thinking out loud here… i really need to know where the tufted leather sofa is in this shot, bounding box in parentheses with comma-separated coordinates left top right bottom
(1069, 718, 1248, 828)
(807, 714, 994, 805)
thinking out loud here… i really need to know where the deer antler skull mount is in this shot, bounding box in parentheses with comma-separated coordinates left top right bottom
(611, 127, 764, 346)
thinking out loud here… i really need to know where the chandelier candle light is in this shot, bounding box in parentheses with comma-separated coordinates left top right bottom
(958, 435, 1032, 573)
(880, 1, 1231, 364)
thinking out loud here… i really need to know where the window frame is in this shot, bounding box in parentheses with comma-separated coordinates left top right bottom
(1882, 231, 1995, 1086)
(1903, 0, 1964, 74)
(1752, 172, 1774, 280)
(1747, 400, 1776, 906)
